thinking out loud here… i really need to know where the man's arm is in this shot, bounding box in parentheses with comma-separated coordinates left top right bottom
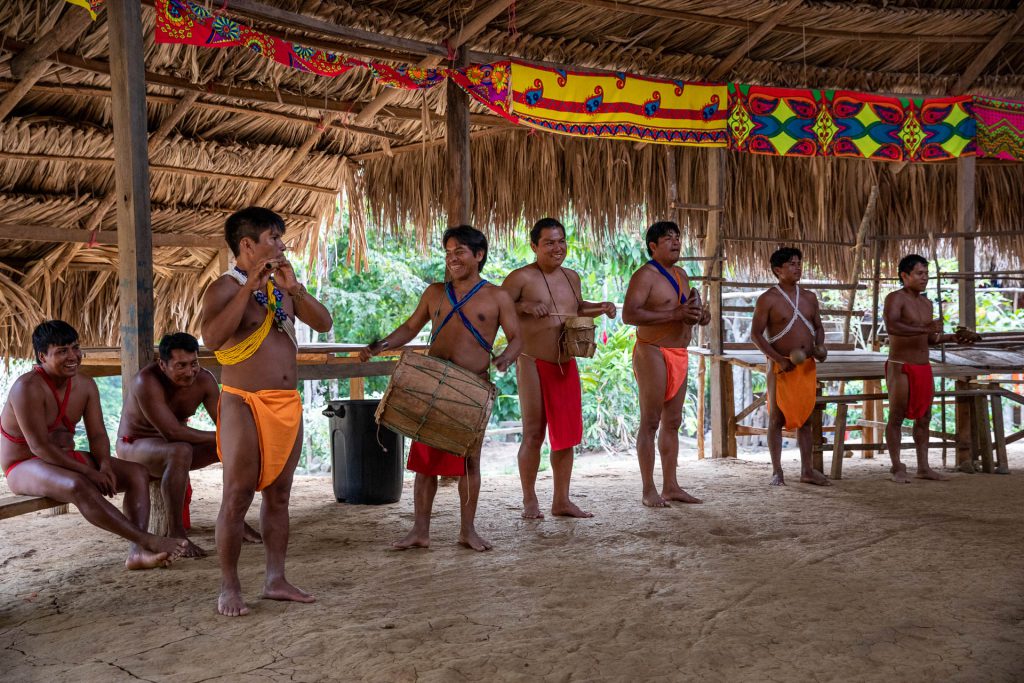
(621, 270, 691, 326)
(200, 371, 220, 426)
(357, 285, 436, 361)
(201, 259, 274, 350)
(810, 292, 826, 347)
(503, 267, 550, 318)
(274, 260, 333, 333)
(9, 380, 95, 475)
(569, 269, 616, 318)
(492, 288, 523, 372)
(135, 374, 215, 445)
(883, 293, 932, 337)
(81, 378, 117, 496)
(751, 293, 791, 368)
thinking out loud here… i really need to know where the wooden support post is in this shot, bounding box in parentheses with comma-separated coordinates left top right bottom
(843, 185, 878, 345)
(446, 48, 471, 226)
(723, 365, 737, 459)
(956, 379, 976, 472)
(830, 403, 848, 480)
(350, 377, 365, 400)
(974, 394, 994, 474)
(148, 480, 168, 536)
(954, 155, 977, 470)
(705, 148, 732, 458)
(108, 0, 154, 395)
(812, 383, 824, 473)
(990, 392, 1010, 474)
(696, 354, 707, 459)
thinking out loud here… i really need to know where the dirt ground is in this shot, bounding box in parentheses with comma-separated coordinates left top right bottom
(2, 444, 1023, 682)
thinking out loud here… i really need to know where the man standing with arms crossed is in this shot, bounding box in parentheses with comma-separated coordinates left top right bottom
(502, 217, 616, 519)
(360, 225, 521, 551)
(202, 207, 333, 616)
(883, 254, 976, 483)
(623, 221, 709, 507)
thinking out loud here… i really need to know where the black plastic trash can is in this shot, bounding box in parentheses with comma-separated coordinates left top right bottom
(323, 399, 404, 505)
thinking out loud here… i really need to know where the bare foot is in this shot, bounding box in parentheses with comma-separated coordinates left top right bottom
(891, 463, 912, 484)
(800, 470, 832, 486)
(915, 468, 950, 481)
(179, 538, 208, 558)
(770, 472, 786, 486)
(124, 547, 170, 570)
(642, 491, 669, 508)
(242, 522, 263, 544)
(551, 500, 594, 518)
(391, 529, 430, 550)
(262, 578, 315, 604)
(521, 499, 545, 519)
(218, 589, 250, 617)
(662, 487, 703, 504)
(458, 529, 493, 552)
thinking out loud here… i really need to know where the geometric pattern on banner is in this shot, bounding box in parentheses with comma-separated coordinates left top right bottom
(973, 96, 1024, 160)
(66, 0, 103, 20)
(448, 62, 518, 123)
(728, 84, 977, 162)
(154, 0, 446, 86)
(510, 61, 728, 146)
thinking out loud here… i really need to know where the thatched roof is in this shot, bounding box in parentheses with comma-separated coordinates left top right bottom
(2, 0, 1024, 356)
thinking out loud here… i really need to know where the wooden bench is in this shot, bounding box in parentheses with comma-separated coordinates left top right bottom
(0, 495, 67, 520)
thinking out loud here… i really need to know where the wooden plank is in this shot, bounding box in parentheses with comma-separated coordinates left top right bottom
(708, 0, 802, 80)
(975, 395, 995, 473)
(734, 394, 767, 423)
(0, 495, 64, 520)
(957, 156, 978, 330)
(446, 48, 471, 225)
(830, 403, 848, 480)
(0, 223, 215, 248)
(950, 3, 1024, 94)
(298, 361, 398, 381)
(107, 0, 155, 396)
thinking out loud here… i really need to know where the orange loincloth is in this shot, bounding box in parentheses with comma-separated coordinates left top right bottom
(634, 343, 690, 402)
(774, 358, 817, 430)
(218, 386, 302, 491)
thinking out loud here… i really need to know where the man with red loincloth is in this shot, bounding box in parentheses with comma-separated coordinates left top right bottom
(501, 217, 615, 519)
(623, 221, 709, 507)
(1, 320, 188, 569)
(360, 225, 521, 551)
(117, 332, 261, 557)
(883, 254, 976, 483)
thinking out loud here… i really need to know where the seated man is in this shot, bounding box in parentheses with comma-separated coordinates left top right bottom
(117, 332, 260, 557)
(1, 320, 187, 569)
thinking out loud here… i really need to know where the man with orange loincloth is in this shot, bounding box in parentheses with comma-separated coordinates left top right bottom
(1, 320, 188, 569)
(751, 247, 830, 487)
(883, 254, 976, 483)
(117, 332, 261, 557)
(202, 207, 333, 616)
(623, 221, 710, 507)
(502, 217, 615, 519)
(360, 225, 521, 551)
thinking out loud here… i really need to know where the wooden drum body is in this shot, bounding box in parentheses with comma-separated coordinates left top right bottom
(561, 316, 596, 359)
(375, 351, 495, 457)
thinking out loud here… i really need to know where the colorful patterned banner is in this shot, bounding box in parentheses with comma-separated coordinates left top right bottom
(154, 0, 446, 85)
(508, 62, 728, 146)
(728, 84, 976, 162)
(449, 62, 517, 123)
(973, 96, 1024, 161)
(66, 0, 103, 20)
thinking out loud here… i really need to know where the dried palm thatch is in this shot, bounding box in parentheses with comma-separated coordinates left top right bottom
(2, 0, 1024, 359)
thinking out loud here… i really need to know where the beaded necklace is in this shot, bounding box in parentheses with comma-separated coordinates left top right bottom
(232, 266, 289, 330)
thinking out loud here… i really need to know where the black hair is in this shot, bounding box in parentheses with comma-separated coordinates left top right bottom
(158, 332, 200, 361)
(442, 225, 488, 272)
(224, 207, 286, 257)
(644, 221, 680, 257)
(770, 247, 803, 270)
(530, 217, 565, 245)
(32, 320, 79, 363)
(898, 254, 929, 278)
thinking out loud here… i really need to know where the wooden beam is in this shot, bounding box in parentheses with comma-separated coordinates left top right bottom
(250, 114, 339, 205)
(348, 126, 512, 162)
(707, 0, 802, 81)
(842, 184, 878, 344)
(0, 495, 64, 520)
(0, 6, 93, 120)
(705, 148, 731, 458)
(446, 49, 471, 226)
(950, 2, 1024, 94)
(353, 0, 513, 126)
(0, 223, 216, 248)
(956, 156, 977, 329)
(107, 0, 155, 392)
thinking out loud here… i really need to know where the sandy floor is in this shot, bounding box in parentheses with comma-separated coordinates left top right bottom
(1, 445, 1023, 682)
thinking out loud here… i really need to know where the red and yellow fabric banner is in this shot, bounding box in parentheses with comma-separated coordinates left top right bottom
(508, 62, 727, 146)
(973, 96, 1024, 161)
(65, 0, 102, 20)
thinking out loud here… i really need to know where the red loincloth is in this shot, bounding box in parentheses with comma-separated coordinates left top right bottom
(534, 358, 583, 451)
(407, 441, 466, 477)
(4, 450, 92, 478)
(888, 361, 935, 420)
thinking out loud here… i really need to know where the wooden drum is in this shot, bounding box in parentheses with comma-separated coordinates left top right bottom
(560, 316, 596, 359)
(375, 351, 495, 456)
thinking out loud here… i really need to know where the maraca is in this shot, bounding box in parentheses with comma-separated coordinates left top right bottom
(789, 349, 807, 365)
(811, 344, 828, 362)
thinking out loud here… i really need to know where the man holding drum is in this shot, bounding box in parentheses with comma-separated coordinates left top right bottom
(502, 217, 616, 519)
(623, 221, 709, 507)
(360, 225, 521, 551)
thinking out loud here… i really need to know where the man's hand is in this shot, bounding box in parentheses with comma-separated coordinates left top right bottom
(246, 257, 277, 293)
(492, 351, 517, 372)
(272, 258, 301, 292)
(520, 301, 550, 318)
(775, 356, 796, 373)
(600, 301, 617, 318)
(358, 340, 387, 362)
(91, 461, 117, 497)
(698, 305, 711, 326)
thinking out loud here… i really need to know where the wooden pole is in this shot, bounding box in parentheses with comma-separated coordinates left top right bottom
(705, 148, 732, 458)
(107, 0, 155, 395)
(843, 185, 878, 345)
(955, 155, 977, 470)
(446, 48, 471, 226)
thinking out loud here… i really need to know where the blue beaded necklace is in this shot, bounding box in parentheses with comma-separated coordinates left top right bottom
(234, 266, 288, 328)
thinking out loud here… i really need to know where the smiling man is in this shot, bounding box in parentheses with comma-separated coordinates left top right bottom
(1, 320, 188, 569)
(118, 332, 260, 557)
(623, 221, 709, 507)
(501, 217, 615, 519)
